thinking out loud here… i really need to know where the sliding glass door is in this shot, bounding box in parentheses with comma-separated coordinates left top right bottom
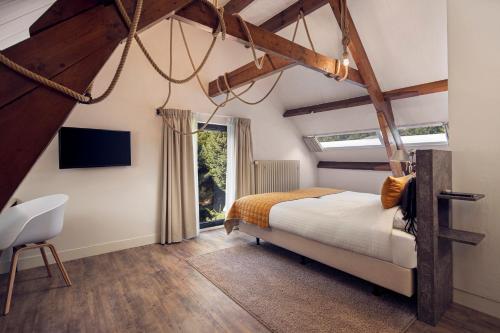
(197, 123, 227, 229)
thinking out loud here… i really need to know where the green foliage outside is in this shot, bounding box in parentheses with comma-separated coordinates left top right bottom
(398, 125, 445, 136)
(317, 131, 378, 142)
(197, 129, 227, 223)
(317, 125, 445, 144)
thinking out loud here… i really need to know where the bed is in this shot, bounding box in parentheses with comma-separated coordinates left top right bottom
(226, 190, 416, 297)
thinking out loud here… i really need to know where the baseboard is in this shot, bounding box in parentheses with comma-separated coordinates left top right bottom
(0, 234, 159, 274)
(454, 288, 500, 319)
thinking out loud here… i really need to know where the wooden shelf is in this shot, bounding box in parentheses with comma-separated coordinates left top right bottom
(438, 226, 485, 246)
(437, 192, 485, 201)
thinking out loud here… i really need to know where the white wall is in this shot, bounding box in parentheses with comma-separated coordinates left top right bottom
(309, 93, 449, 192)
(1, 20, 317, 272)
(448, 0, 500, 318)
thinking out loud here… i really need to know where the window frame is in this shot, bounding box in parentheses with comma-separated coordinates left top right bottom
(398, 122, 449, 147)
(196, 122, 228, 230)
(312, 122, 449, 150)
(315, 128, 384, 150)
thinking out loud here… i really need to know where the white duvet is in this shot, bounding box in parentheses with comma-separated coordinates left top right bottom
(269, 191, 408, 264)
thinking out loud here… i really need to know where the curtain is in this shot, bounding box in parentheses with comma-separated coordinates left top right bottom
(234, 118, 255, 199)
(224, 118, 237, 211)
(160, 109, 197, 244)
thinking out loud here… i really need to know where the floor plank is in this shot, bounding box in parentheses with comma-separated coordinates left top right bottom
(0, 229, 497, 332)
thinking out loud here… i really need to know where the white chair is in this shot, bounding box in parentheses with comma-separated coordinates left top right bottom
(0, 194, 72, 315)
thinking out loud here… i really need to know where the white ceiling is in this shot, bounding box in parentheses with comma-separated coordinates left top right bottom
(232, 0, 448, 109)
(227, 0, 449, 159)
(3, 0, 448, 150)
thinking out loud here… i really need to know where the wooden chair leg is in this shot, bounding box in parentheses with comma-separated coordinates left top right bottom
(47, 244, 71, 287)
(4, 248, 21, 315)
(39, 247, 52, 277)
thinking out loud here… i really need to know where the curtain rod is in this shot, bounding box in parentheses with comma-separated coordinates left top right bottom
(155, 108, 234, 119)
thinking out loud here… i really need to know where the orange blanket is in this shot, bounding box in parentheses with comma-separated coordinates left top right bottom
(225, 188, 343, 232)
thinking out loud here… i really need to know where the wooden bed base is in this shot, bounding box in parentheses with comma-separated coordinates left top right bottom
(238, 222, 415, 297)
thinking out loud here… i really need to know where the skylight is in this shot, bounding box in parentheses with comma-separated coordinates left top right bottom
(313, 123, 448, 150)
(316, 130, 381, 149)
(399, 123, 448, 145)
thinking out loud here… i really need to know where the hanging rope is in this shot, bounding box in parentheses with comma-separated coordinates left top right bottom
(115, 0, 225, 85)
(0, 0, 143, 104)
(233, 13, 265, 70)
(299, 10, 316, 53)
(178, 20, 255, 108)
(220, 10, 307, 105)
(335, 0, 350, 82)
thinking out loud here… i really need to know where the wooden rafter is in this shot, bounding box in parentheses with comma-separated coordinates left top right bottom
(0, 0, 194, 209)
(260, 0, 329, 33)
(223, 0, 254, 14)
(206, 0, 363, 97)
(176, 1, 364, 95)
(328, 0, 404, 176)
(283, 79, 448, 117)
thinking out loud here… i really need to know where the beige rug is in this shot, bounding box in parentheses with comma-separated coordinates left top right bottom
(188, 243, 416, 333)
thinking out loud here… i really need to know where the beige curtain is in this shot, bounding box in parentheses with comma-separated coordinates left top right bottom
(160, 109, 197, 244)
(234, 118, 255, 199)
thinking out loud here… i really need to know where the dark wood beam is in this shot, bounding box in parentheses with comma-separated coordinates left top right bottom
(177, 2, 364, 96)
(317, 161, 391, 171)
(283, 79, 448, 117)
(205, 0, 364, 97)
(29, 0, 101, 36)
(0, 0, 193, 209)
(328, 0, 404, 176)
(223, 0, 254, 14)
(260, 0, 329, 33)
(208, 54, 295, 96)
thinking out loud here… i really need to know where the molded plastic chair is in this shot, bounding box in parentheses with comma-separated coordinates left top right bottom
(0, 194, 72, 315)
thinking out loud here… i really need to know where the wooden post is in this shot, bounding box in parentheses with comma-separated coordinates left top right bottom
(416, 149, 453, 325)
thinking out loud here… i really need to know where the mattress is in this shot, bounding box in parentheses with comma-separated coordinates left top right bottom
(268, 191, 417, 269)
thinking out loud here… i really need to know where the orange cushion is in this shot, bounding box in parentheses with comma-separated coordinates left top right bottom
(381, 175, 412, 209)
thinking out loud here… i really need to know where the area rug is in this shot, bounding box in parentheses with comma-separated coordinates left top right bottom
(188, 243, 416, 333)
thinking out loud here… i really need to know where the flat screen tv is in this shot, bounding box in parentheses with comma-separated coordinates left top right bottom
(58, 127, 131, 169)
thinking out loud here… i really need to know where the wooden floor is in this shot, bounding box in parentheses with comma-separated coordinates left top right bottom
(0, 229, 499, 333)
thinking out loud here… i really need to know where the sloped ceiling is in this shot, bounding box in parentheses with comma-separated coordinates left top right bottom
(226, 0, 448, 141)
(3, 0, 448, 155)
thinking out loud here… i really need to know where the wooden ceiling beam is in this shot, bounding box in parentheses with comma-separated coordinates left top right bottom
(260, 0, 329, 33)
(223, 0, 254, 15)
(328, 0, 404, 176)
(317, 161, 391, 172)
(283, 79, 448, 117)
(205, 0, 364, 97)
(177, 1, 364, 96)
(0, 0, 194, 209)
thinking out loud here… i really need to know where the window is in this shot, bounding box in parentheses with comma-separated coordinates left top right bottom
(398, 123, 448, 145)
(316, 130, 382, 149)
(312, 123, 448, 150)
(197, 123, 227, 229)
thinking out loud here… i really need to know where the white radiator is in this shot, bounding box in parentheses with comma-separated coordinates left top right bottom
(254, 160, 300, 194)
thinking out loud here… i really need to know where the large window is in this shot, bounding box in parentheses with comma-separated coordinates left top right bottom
(314, 123, 448, 149)
(197, 123, 227, 229)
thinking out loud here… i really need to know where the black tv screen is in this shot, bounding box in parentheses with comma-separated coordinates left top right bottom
(58, 127, 131, 169)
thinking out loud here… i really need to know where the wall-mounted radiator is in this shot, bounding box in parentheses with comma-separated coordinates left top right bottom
(254, 160, 300, 194)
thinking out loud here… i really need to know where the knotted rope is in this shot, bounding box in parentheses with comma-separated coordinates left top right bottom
(219, 10, 311, 105)
(0, 0, 143, 104)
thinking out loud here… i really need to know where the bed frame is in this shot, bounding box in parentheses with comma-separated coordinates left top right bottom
(236, 150, 455, 326)
(239, 223, 415, 296)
